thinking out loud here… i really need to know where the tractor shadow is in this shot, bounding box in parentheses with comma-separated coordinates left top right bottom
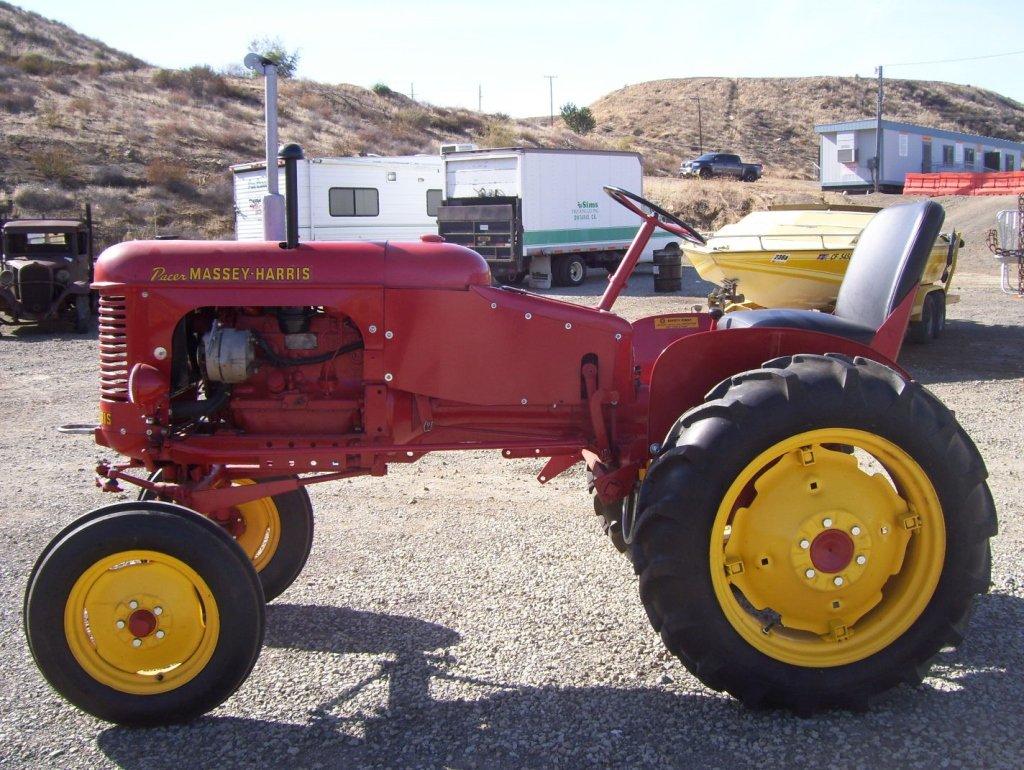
(98, 593, 1024, 769)
(899, 318, 1024, 384)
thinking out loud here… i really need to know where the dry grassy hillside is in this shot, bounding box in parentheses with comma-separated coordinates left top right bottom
(0, 2, 604, 244)
(592, 77, 1024, 179)
(4, 2, 1024, 244)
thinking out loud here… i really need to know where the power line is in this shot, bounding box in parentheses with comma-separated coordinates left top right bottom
(885, 48, 1024, 68)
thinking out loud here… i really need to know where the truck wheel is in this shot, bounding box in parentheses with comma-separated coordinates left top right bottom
(73, 295, 90, 334)
(632, 353, 994, 712)
(563, 255, 587, 286)
(742, 170, 757, 182)
(699, 167, 713, 179)
(907, 294, 935, 344)
(140, 474, 314, 602)
(24, 504, 265, 725)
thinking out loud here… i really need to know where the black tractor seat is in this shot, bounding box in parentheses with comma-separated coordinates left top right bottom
(718, 201, 945, 345)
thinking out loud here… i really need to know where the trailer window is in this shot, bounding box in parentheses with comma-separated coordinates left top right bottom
(426, 189, 442, 217)
(328, 187, 379, 217)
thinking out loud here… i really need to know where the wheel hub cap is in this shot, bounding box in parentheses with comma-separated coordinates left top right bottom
(810, 529, 854, 573)
(128, 608, 158, 638)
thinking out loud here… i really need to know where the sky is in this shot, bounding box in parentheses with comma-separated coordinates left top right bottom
(14, 0, 1024, 117)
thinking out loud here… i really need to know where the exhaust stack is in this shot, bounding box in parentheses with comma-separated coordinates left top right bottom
(279, 143, 303, 250)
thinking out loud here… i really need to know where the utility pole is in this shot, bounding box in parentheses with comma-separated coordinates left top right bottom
(692, 95, 703, 154)
(544, 75, 557, 126)
(874, 65, 883, 193)
(410, 83, 415, 101)
(478, 83, 482, 112)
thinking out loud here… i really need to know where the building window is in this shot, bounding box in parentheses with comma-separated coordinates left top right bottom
(426, 189, 442, 217)
(1006, 154, 1016, 172)
(964, 148, 976, 169)
(328, 187, 379, 217)
(942, 145, 955, 165)
(983, 151, 1001, 171)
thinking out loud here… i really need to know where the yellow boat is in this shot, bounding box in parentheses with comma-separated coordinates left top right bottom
(683, 204, 959, 337)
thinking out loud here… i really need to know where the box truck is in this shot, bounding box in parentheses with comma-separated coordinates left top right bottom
(436, 148, 682, 285)
(232, 155, 443, 242)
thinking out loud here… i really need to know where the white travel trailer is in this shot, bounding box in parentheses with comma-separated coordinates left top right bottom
(437, 148, 681, 286)
(232, 155, 444, 241)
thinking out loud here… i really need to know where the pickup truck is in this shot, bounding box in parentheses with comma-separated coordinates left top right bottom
(679, 153, 762, 181)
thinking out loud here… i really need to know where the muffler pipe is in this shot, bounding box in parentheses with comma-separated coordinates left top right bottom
(279, 143, 304, 250)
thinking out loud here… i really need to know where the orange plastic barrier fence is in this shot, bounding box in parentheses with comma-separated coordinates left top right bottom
(905, 171, 1024, 196)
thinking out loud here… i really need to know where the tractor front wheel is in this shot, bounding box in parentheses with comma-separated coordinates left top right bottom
(24, 502, 264, 725)
(632, 353, 995, 712)
(140, 474, 314, 602)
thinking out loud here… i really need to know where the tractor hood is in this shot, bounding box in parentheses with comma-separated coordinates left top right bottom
(94, 238, 491, 291)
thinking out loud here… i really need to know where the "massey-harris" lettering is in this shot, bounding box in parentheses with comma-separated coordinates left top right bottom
(150, 266, 312, 282)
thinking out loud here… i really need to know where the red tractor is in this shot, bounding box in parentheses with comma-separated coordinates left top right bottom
(24, 159, 995, 725)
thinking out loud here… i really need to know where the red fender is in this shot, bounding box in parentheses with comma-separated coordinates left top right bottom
(646, 327, 908, 446)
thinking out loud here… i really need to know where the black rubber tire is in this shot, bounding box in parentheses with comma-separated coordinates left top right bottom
(140, 472, 314, 602)
(698, 167, 713, 179)
(73, 294, 89, 334)
(908, 294, 934, 344)
(24, 505, 265, 726)
(654, 277, 682, 293)
(931, 292, 946, 338)
(631, 353, 995, 713)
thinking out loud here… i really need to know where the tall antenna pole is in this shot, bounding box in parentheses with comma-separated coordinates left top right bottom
(544, 75, 557, 126)
(692, 95, 703, 154)
(874, 65, 883, 193)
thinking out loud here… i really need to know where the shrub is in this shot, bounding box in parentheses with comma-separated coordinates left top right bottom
(481, 123, 518, 148)
(430, 110, 482, 134)
(372, 83, 394, 97)
(560, 102, 596, 135)
(93, 165, 139, 188)
(43, 77, 72, 95)
(396, 108, 431, 130)
(13, 183, 74, 213)
(145, 160, 195, 196)
(16, 53, 64, 76)
(247, 36, 300, 78)
(152, 66, 239, 100)
(69, 96, 93, 115)
(30, 147, 81, 184)
(0, 91, 35, 114)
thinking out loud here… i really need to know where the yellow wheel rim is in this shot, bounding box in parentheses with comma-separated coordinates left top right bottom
(230, 480, 281, 572)
(64, 550, 220, 694)
(710, 428, 945, 667)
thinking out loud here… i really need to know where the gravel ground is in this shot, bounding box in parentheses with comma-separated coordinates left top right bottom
(0, 265, 1021, 769)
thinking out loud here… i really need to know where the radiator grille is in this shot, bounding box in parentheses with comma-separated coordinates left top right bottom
(98, 295, 129, 401)
(16, 263, 52, 313)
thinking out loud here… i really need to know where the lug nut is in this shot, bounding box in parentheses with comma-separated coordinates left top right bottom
(132, 638, 142, 648)
(128, 600, 138, 610)
(856, 555, 867, 565)
(116, 620, 126, 629)
(156, 630, 166, 639)
(834, 576, 844, 586)
(851, 525, 862, 536)
(805, 568, 816, 579)
(822, 518, 833, 528)
(799, 539, 810, 549)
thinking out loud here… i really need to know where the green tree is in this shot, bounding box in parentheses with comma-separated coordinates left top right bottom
(560, 102, 596, 135)
(247, 36, 300, 78)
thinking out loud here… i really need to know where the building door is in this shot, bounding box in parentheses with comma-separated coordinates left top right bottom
(921, 140, 932, 173)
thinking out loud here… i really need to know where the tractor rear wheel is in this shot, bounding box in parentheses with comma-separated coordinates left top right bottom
(632, 353, 995, 712)
(140, 474, 314, 602)
(24, 503, 264, 725)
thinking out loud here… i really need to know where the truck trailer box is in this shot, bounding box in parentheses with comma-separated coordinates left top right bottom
(437, 148, 680, 286)
(232, 155, 443, 242)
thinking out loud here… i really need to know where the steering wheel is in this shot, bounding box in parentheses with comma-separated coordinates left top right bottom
(603, 186, 706, 245)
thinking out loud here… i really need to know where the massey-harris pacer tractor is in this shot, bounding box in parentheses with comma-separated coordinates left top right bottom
(24, 148, 996, 725)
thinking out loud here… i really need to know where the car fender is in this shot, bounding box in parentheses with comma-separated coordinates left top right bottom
(646, 327, 907, 445)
